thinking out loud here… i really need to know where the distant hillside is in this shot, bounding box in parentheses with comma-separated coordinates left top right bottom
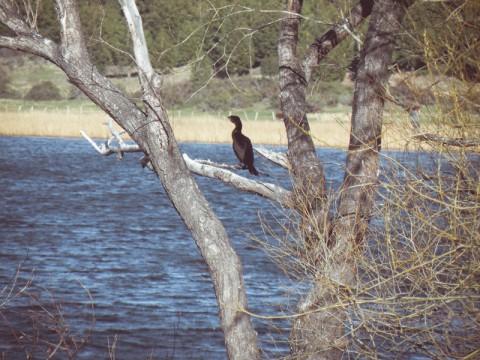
(0, 0, 453, 79)
(1, 0, 477, 112)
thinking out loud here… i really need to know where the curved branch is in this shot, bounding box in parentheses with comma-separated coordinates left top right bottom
(302, 0, 374, 82)
(255, 147, 290, 170)
(184, 154, 292, 207)
(0, 4, 59, 60)
(0, 3, 37, 35)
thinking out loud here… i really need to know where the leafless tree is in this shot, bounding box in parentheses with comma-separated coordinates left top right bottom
(0, 0, 257, 358)
(278, 0, 415, 358)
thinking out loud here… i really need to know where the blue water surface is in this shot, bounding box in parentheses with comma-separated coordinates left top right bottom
(0, 136, 351, 359)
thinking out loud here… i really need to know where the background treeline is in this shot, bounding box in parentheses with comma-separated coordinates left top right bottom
(5, 0, 471, 77)
(0, 0, 478, 111)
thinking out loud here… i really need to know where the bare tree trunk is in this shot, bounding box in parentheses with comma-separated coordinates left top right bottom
(0, 1, 259, 358)
(279, 0, 374, 254)
(287, 1, 415, 359)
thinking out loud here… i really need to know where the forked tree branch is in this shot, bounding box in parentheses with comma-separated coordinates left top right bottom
(1, 1, 263, 357)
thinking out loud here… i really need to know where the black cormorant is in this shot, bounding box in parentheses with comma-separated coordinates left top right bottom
(227, 115, 259, 176)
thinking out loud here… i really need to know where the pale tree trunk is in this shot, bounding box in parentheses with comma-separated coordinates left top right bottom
(0, 1, 259, 359)
(284, 0, 415, 359)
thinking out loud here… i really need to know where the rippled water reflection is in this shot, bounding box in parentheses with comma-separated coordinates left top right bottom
(0, 136, 351, 359)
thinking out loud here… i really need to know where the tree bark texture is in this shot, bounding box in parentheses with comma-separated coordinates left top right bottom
(0, 1, 259, 359)
(279, 0, 374, 253)
(287, 1, 414, 359)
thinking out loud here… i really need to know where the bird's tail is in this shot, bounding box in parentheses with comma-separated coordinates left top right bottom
(248, 164, 259, 176)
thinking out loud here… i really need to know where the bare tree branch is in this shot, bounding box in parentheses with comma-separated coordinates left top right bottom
(79, 132, 140, 159)
(413, 133, 480, 147)
(184, 154, 292, 206)
(0, 4, 59, 60)
(80, 125, 292, 206)
(302, 0, 374, 82)
(255, 147, 291, 170)
(0, 2, 36, 35)
(0, 1, 261, 357)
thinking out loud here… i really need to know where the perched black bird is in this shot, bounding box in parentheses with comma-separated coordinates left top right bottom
(227, 115, 259, 176)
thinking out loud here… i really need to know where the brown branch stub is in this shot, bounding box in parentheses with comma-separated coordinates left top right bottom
(413, 133, 480, 148)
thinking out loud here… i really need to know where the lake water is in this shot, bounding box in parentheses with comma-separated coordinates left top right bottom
(2, 135, 471, 359)
(0, 136, 351, 359)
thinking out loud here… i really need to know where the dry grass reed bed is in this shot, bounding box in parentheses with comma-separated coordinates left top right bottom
(0, 110, 409, 149)
(0, 111, 114, 139)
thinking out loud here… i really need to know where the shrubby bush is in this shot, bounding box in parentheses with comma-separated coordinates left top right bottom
(0, 66, 21, 99)
(161, 76, 274, 111)
(0, 88, 21, 99)
(260, 56, 278, 77)
(307, 81, 354, 110)
(25, 81, 62, 101)
(0, 66, 22, 99)
(389, 77, 435, 106)
(68, 85, 88, 100)
(160, 74, 355, 112)
(0, 66, 9, 94)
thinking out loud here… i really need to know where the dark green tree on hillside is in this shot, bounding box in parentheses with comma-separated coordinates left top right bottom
(139, 0, 203, 70)
(80, 1, 132, 70)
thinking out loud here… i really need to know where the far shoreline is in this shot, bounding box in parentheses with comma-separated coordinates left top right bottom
(0, 110, 412, 150)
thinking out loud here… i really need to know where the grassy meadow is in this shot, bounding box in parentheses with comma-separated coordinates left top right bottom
(0, 104, 414, 149)
(0, 58, 416, 149)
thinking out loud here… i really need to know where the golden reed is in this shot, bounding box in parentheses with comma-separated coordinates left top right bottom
(0, 110, 408, 149)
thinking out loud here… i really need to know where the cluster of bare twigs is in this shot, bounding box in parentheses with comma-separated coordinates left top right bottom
(348, 141, 479, 358)
(255, 130, 479, 359)
(253, 2, 480, 358)
(0, 268, 95, 359)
